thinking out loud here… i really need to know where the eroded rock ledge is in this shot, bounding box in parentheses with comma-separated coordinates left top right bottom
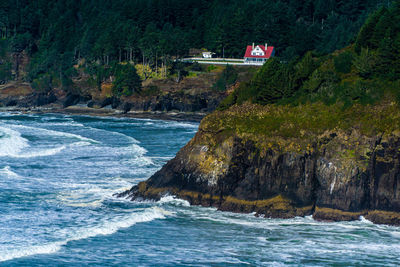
(119, 103, 400, 226)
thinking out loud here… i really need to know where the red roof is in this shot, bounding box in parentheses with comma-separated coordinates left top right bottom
(244, 45, 275, 58)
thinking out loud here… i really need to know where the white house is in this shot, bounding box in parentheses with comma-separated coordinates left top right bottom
(244, 43, 275, 65)
(202, 51, 215, 58)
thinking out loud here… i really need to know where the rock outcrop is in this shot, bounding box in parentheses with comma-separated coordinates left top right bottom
(120, 103, 400, 225)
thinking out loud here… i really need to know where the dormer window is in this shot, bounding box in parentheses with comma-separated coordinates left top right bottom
(251, 46, 264, 56)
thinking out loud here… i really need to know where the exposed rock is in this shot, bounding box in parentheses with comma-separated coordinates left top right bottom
(35, 92, 57, 106)
(62, 94, 81, 108)
(5, 99, 17, 107)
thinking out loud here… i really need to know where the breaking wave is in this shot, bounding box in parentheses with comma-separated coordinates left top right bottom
(0, 207, 166, 262)
(0, 126, 29, 157)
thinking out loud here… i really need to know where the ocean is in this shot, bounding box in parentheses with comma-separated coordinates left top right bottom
(0, 112, 399, 266)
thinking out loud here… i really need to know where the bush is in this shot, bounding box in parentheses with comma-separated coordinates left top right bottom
(141, 85, 160, 96)
(0, 62, 12, 82)
(189, 62, 203, 72)
(217, 82, 257, 110)
(212, 65, 238, 91)
(206, 65, 217, 72)
(334, 51, 354, 74)
(32, 73, 53, 93)
(353, 48, 377, 78)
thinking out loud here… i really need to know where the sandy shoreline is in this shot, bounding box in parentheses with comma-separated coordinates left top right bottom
(0, 105, 206, 122)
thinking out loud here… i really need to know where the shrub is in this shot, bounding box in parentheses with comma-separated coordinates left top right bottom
(141, 85, 160, 96)
(334, 51, 354, 74)
(212, 65, 238, 91)
(189, 62, 203, 72)
(353, 48, 377, 78)
(0, 62, 12, 82)
(32, 73, 53, 93)
(206, 65, 217, 72)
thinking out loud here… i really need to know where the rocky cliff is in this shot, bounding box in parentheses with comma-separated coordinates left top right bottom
(120, 102, 400, 225)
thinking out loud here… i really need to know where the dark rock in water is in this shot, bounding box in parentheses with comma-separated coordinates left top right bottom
(87, 100, 95, 108)
(120, 91, 225, 114)
(63, 94, 80, 107)
(37, 92, 57, 106)
(121, 102, 132, 113)
(15, 92, 57, 107)
(111, 97, 120, 109)
(5, 99, 17, 107)
(100, 97, 112, 108)
(80, 95, 92, 104)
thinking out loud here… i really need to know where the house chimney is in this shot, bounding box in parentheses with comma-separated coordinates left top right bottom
(265, 43, 268, 49)
(252, 43, 255, 49)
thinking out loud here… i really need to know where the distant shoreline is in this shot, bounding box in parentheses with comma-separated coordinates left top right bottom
(0, 105, 205, 122)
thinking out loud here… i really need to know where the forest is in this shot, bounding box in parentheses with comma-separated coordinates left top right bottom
(0, 0, 389, 96)
(218, 1, 400, 109)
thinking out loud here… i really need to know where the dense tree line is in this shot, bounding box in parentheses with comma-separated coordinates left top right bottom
(0, 0, 387, 93)
(219, 1, 400, 109)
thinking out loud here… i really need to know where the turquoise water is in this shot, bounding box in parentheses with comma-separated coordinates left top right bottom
(0, 112, 399, 266)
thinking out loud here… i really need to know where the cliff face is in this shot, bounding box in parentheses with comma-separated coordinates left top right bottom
(121, 102, 400, 225)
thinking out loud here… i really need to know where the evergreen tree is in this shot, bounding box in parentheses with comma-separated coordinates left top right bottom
(112, 64, 141, 96)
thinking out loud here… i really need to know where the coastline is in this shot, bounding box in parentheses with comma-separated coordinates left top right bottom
(0, 105, 205, 122)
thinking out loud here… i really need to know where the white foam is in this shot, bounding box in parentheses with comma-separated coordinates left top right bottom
(150, 121, 199, 129)
(46, 122, 85, 127)
(70, 141, 91, 147)
(0, 126, 29, 157)
(0, 207, 166, 262)
(14, 145, 66, 158)
(56, 177, 139, 207)
(0, 123, 95, 158)
(0, 242, 64, 262)
(359, 216, 374, 224)
(0, 125, 67, 158)
(158, 195, 190, 207)
(129, 144, 153, 166)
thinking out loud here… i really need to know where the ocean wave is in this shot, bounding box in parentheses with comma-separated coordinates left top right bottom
(0, 126, 29, 157)
(73, 124, 140, 144)
(118, 118, 198, 129)
(69, 141, 91, 147)
(0, 166, 21, 178)
(45, 122, 85, 127)
(55, 177, 139, 207)
(145, 121, 199, 129)
(131, 146, 153, 166)
(0, 242, 64, 263)
(0, 207, 166, 262)
(14, 145, 66, 158)
(359, 216, 374, 224)
(10, 124, 99, 144)
(0, 124, 92, 158)
(164, 122, 199, 129)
